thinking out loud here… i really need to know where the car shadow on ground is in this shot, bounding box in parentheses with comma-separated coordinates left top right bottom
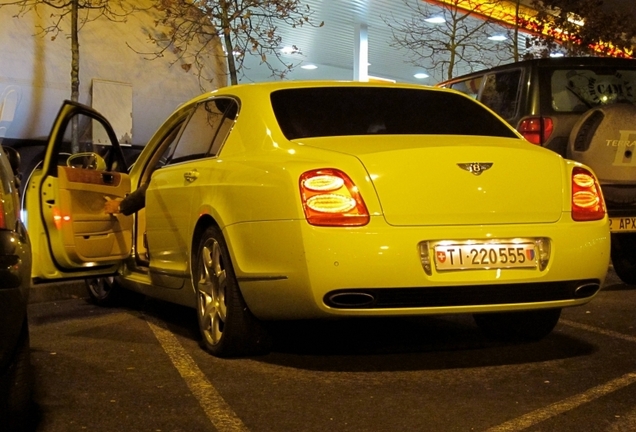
(135, 296, 596, 373)
(260, 315, 596, 372)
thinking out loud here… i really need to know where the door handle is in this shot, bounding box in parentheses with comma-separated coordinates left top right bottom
(184, 170, 199, 182)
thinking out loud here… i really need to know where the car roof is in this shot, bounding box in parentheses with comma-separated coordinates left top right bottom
(186, 80, 448, 105)
(438, 56, 636, 85)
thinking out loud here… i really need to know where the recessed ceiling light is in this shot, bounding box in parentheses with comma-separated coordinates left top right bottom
(280, 46, 297, 55)
(425, 16, 446, 24)
(488, 35, 507, 41)
(301, 64, 318, 70)
(414, 73, 429, 79)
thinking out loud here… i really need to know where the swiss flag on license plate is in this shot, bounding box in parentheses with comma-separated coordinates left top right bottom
(436, 251, 446, 263)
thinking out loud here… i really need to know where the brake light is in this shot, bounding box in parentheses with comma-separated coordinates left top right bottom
(518, 117, 554, 145)
(300, 169, 369, 226)
(571, 167, 605, 221)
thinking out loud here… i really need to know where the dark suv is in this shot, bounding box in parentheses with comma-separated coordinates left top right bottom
(0, 145, 32, 429)
(439, 57, 636, 284)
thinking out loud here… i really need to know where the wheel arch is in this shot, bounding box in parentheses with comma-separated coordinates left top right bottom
(190, 214, 221, 276)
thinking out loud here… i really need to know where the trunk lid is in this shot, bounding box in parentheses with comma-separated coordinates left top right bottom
(303, 135, 565, 226)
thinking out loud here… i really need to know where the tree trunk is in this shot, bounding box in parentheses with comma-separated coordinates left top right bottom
(224, 31, 237, 86)
(220, 0, 237, 85)
(71, 0, 80, 153)
(513, 0, 520, 61)
(71, 0, 79, 102)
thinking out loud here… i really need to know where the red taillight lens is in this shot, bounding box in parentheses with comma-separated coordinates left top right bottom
(518, 117, 554, 145)
(300, 169, 370, 226)
(571, 167, 605, 221)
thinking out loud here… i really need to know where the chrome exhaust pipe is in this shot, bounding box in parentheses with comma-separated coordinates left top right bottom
(574, 282, 600, 298)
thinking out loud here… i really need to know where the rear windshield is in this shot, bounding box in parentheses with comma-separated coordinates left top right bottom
(270, 87, 518, 140)
(551, 68, 636, 112)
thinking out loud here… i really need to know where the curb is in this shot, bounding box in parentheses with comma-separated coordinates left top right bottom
(29, 280, 88, 304)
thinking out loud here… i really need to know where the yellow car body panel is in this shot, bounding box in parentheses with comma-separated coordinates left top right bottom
(26, 82, 610, 324)
(226, 216, 610, 320)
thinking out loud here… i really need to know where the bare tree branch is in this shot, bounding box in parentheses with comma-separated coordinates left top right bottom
(383, 0, 519, 81)
(143, 0, 323, 85)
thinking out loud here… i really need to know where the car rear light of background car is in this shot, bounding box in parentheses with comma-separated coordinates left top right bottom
(518, 117, 554, 145)
(300, 169, 370, 226)
(571, 167, 605, 221)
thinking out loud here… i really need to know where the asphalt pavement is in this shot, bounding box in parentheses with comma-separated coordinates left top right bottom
(29, 280, 88, 304)
(25, 268, 636, 432)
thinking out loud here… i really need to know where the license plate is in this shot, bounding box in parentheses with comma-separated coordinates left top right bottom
(609, 217, 636, 232)
(434, 242, 537, 271)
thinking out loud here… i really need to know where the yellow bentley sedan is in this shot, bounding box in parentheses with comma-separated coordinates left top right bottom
(24, 81, 610, 357)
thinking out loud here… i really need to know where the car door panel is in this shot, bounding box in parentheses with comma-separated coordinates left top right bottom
(41, 166, 132, 266)
(145, 164, 196, 279)
(27, 100, 133, 280)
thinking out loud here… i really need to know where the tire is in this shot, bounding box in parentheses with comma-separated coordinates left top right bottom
(86, 276, 120, 306)
(473, 308, 562, 342)
(86, 276, 144, 308)
(611, 233, 636, 285)
(194, 226, 271, 357)
(0, 320, 33, 432)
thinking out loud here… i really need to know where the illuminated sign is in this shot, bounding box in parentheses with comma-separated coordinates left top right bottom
(424, 0, 633, 58)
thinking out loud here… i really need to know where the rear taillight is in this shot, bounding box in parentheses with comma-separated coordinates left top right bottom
(300, 169, 369, 226)
(518, 117, 554, 145)
(571, 167, 605, 221)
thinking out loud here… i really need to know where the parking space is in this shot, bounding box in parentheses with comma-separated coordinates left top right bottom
(26, 269, 636, 432)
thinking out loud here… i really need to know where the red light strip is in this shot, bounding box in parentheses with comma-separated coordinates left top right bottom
(423, 0, 633, 58)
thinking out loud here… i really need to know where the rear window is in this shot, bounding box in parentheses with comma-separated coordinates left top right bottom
(551, 68, 636, 112)
(448, 76, 483, 99)
(270, 87, 518, 140)
(480, 70, 522, 120)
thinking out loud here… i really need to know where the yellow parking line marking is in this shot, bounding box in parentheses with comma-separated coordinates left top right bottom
(486, 373, 636, 432)
(560, 319, 636, 343)
(145, 319, 249, 432)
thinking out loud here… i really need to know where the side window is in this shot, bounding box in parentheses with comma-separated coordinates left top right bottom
(449, 76, 483, 99)
(479, 70, 522, 120)
(168, 99, 228, 164)
(210, 99, 238, 156)
(55, 112, 127, 173)
(144, 119, 188, 176)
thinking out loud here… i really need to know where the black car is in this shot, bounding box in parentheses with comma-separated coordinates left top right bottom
(0, 145, 32, 430)
(439, 57, 636, 284)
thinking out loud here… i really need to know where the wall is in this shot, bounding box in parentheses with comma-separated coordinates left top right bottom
(0, 1, 227, 145)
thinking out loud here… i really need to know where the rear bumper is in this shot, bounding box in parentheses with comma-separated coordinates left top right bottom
(323, 279, 601, 309)
(226, 216, 610, 320)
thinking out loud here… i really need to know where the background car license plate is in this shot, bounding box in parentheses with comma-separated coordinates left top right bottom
(609, 217, 636, 232)
(434, 243, 537, 271)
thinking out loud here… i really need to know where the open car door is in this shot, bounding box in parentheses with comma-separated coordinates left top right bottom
(26, 100, 133, 280)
